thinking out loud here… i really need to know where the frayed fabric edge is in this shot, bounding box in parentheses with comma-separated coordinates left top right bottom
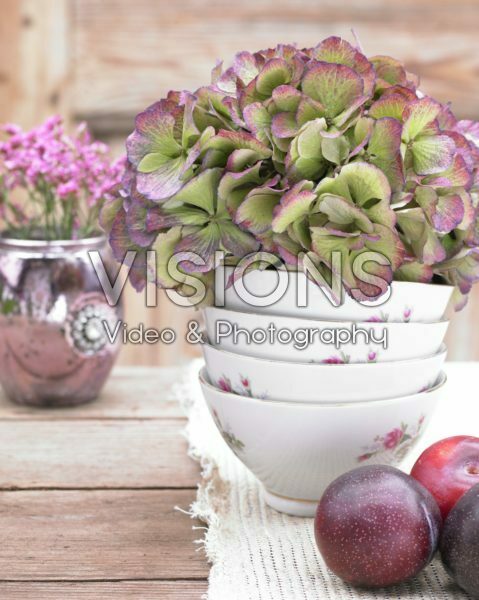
(170, 359, 231, 599)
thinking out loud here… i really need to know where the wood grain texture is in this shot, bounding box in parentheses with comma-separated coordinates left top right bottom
(0, 489, 208, 580)
(72, 0, 479, 124)
(0, 581, 208, 600)
(0, 367, 210, 589)
(0, 0, 71, 126)
(0, 366, 187, 419)
(0, 420, 200, 489)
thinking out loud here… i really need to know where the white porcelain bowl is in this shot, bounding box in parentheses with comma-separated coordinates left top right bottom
(221, 268, 453, 322)
(203, 307, 449, 364)
(202, 342, 447, 403)
(200, 368, 447, 517)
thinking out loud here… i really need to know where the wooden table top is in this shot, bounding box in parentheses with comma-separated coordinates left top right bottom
(0, 366, 208, 599)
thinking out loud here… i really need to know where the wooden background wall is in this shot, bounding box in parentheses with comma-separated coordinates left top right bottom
(1, 0, 478, 364)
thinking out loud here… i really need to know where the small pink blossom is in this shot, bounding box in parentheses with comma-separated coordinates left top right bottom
(357, 454, 372, 463)
(367, 351, 377, 362)
(322, 356, 344, 364)
(0, 115, 125, 239)
(218, 377, 232, 393)
(57, 181, 80, 198)
(241, 377, 249, 388)
(383, 428, 403, 450)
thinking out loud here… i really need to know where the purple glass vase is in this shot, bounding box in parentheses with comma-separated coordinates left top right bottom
(0, 235, 123, 407)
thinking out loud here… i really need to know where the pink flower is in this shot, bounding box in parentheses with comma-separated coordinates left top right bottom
(383, 428, 403, 450)
(57, 181, 79, 198)
(217, 377, 232, 393)
(241, 377, 249, 388)
(322, 356, 344, 364)
(358, 453, 372, 463)
(0, 115, 124, 239)
(366, 316, 382, 323)
(403, 307, 412, 322)
(367, 351, 377, 362)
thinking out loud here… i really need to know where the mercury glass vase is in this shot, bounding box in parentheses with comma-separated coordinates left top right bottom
(0, 235, 123, 407)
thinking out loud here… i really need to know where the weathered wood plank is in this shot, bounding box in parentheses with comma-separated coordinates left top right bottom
(0, 581, 208, 600)
(0, 419, 200, 489)
(0, 489, 209, 580)
(73, 0, 479, 123)
(0, 0, 71, 127)
(0, 366, 191, 419)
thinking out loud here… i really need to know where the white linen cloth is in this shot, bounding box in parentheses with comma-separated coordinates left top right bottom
(175, 360, 473, 599)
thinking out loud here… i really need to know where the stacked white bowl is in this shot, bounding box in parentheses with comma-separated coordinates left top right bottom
(200, 268, 451, 517)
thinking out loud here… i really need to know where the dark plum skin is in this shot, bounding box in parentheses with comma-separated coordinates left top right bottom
(314, 465, 442, 588)
(441, 483, 479, 597)
(411, 436, 479, 520)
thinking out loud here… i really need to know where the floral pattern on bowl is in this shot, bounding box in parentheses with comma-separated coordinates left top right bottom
(319, 350, 378, 364)
(320, 352, 351, 364)
(357, 415, 425, 463)
(216, 375, 267, 399)
(212, 409, 245, 455)
(366, 306, 413, 323)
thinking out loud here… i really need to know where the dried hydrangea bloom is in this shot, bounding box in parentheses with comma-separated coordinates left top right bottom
(103, 36, 479, 307)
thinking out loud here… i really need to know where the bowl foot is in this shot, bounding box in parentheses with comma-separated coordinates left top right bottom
(263, 489, 318, 517)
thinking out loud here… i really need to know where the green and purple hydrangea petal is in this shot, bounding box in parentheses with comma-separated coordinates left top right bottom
(149, 226, 184, 288)
(397, 209, 446, 264)
(363, 223, 405, 270)
(368, 117, 405, 191)
(318, 194, 374, 233)
(181, 92, 201, 148)
(272, 181, 317, 233)
(109, 208, 149, 291)
(204, 130, 272, 159)
(296, 97, 326, 126)
(310, 227, 364, 289)
(271, 112, 299, 139)
(242, 103, 272, 145)
(127, 103, 182, 167)
(370, 55, 410, 91)
(233, 51, 260, 85)
(321, 136, 350, 165)
(301, 62, 364, 120)
(415, 186, 466, 234)
(226, 148, 265, 172)
(174, 223, 221, 272)
(424, 155, 473, 189)
(100, 195, 124, 235)
(312, 36, 376, 96)
(402, 98, 443, 142)
(136, 155, 190, 201)
(255, 58, 292, 96)
(235, 186, 283, 235)
(368, 94, 408, 121)
(217, 163, 264, 215)
(156, 206, 209, 228)
(394, 260, 434, 283)
(410, 134, 456, 175)
(166, 168, 223, 214)
(271, 85, 302, 112)
(220, 222, 261, 256)
(126, 194, 161, 247)
(334, 162, 392, 205)
(285, 119, 328, 181)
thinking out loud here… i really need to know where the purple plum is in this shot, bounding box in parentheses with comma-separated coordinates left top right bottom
(440, 483, 479, 597)
(314, 465, 442, 588)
